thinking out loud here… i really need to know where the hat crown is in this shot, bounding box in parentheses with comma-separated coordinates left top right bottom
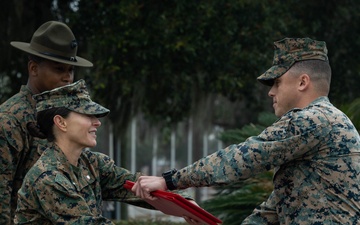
(257, 37, 329, 86)
(34, 80, 109, 118)
(10, 21, 93, 67)
(30, 21, 78, 59)
(273, 37, 328, 65)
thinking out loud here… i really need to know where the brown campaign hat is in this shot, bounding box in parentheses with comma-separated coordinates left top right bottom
(10, 21, 93, 67)
(257, 37, 328, 86)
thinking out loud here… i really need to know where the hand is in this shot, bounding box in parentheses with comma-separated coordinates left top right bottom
(183, 216, 205, 225)
(183, 201, 206, 224)
(132, 176, 167, 200)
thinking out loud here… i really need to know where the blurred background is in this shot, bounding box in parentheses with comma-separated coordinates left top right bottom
(2, 0, 360, 224)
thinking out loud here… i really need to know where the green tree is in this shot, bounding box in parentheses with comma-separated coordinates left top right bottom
(202, 171, 274, 224)
(340, 98, 360, 130)
(68, 0, 272, 128)
(64, 1, 277, 187)
(4, 1, 360, 129)
(4, 0, 360, 143)
(59, 0, 360, 141)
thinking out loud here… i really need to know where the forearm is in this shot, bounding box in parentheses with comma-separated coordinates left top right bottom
(173, 144, 256, 189)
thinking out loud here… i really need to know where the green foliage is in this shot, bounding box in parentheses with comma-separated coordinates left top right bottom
(2, 1, 360, 127)
(202, 171, 274, 224)
(219, 112, 277, 145)
(67, 0, 274, 129)
(340, 98, 360, 130)
(202, 112, 276, 225)
(4, 1, 360, 137)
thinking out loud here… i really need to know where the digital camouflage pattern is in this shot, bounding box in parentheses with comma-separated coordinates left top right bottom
(257, 37, 329, 86)
(172, 97, 360, 224)
(0, 86, 48, 225)
(33, 79, 109, 118)
(15, 79, 191, 224)
(15, 143, 154, 224)
(0, 79, 108, 224)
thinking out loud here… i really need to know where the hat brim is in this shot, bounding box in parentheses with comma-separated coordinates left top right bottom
(11, 41, 93, 67)
(70, 101, 110, 118)
(257, 63, 293, 86)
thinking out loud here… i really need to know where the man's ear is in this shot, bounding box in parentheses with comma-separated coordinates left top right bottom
(298, 73, 310, 91)
(28, 60, 38, 78)
(53, 115, 67, 132)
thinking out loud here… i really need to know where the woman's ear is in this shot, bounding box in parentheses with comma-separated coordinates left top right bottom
(53, 115, 67, 132)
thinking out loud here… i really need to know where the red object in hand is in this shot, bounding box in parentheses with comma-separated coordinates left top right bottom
(124, 180, 222, 225)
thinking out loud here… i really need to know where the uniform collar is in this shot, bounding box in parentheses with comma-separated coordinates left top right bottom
(52, 144, 95, 191)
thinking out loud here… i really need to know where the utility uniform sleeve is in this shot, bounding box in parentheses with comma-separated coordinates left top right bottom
(86, 151, 156, 209)
(83, 150, 154, 209)
(0, 114, 26, 224)
(93, 152, 192, 207)
(172, 108, 331, 189)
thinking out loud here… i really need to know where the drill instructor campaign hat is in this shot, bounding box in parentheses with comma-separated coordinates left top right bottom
(33, 79, 109, 118)
(10, 21, 93, 67)
(257, 37, 328, 86)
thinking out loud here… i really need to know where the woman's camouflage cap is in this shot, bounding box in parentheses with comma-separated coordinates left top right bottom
(33, 79, 109, 118)
(257, 37, 329, 86)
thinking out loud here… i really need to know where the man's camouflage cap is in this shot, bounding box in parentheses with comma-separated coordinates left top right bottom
(257, 37, 329, 86)
(33, 79, 109, 118)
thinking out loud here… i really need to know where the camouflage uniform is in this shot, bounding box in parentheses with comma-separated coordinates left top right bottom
(1, 21, 93, 224)
(15, 143, 152, 224)
(14, 80, 156, 224)
(0, 86, 48, 225)
(173, 97, 360, 224)
(168, 38, 360, 224)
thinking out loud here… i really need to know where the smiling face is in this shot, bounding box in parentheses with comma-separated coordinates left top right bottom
(268, 71, 302, 117)
(57, 111, 101, 149)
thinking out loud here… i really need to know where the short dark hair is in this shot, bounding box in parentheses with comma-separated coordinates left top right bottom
(289, 60, 331, 95)
(28, 54, 45, 63)
(28, 107, 72, 142)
